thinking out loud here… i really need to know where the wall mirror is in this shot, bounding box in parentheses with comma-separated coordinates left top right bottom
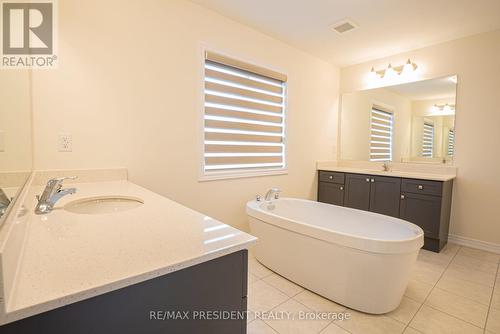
(0, 70, 33, 222)
(340, 75, 457, 164)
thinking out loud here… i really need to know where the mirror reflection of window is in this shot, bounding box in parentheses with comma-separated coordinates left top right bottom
(370, 107, 393, 162)
(447, 129, 455, 157)
(422, 122, 435, 158)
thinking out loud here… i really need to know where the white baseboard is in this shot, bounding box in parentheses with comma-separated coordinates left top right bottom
(448, 234, 500, 254)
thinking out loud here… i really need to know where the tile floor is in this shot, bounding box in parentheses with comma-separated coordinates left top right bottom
(246, 243, 500, 334)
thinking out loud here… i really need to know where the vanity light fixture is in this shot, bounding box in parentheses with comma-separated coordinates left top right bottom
(433, 103, 456, 111)
(370, 59, 418, 78)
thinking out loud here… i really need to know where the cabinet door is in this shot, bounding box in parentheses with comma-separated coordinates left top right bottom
(318, 182, 344, 206)
(400, 192, 441, 238)
(369, 176, 402, 217)
(344, 174, 371, 211)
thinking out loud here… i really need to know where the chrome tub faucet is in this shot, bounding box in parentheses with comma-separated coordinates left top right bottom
(35, 176, 77, 214)
(264, 188, 281, 201)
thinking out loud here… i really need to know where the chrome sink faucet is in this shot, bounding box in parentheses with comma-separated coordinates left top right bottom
(0, 188, 11, 219)
(35, 177, 77, 214)
(382, 162, 391, 172)
(264, 188, 281, 201)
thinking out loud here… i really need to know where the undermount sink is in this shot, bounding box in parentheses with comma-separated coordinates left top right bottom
(64, 196, 144, 214)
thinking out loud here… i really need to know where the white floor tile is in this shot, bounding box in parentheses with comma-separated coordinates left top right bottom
(492, 290, 500, 310)
(248, 319, 279, 334)
(487, 308, 500, 333)
(386, 297, 421, 324)
(452, 254, 499, 274)
(249, 272, 260, 284)
(263, 273, 304, 297)
(425, 288, 489, 328)
(264, 299, 331, 334)
(336, 309, 406, 334)
(411, 261, 446, 285)
(436, 274, 493, 305)
(443, 263, 496, 287)
(319, 323, 351, 334)
(404, 279, 434, 303)
(249, 280, 289, 313)
(457, 247, 500, 264)
(249, 257, 274, 279)
(293, 290, 346, 313)
(410, 305, 483, 334)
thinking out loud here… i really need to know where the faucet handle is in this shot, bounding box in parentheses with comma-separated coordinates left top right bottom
(47, 176, 77, 186)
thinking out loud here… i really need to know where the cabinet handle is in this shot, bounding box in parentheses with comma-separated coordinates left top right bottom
(340, 186, 344, 191)
(418, 185, 424, 190)
(329, 176, 333, 180)
(370, 178, 375, 183)
(401, 195, 405, 200)
(366, 178, 370, 182)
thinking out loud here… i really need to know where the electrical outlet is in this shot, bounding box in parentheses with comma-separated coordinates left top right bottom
(58, 133, 72, 152)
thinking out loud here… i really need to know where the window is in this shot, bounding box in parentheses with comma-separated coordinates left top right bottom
(447, 129, 455, 156)
(370, 107, 393, 162)
(202, 52, 287, 178)
(422, 122, 434, 157)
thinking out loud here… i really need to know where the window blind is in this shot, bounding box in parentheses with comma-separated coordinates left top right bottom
(422, 122, 434, 157)
(203, 52, 286, 174)
(370, 107, 393, 162)
(447, 129, 455, 156)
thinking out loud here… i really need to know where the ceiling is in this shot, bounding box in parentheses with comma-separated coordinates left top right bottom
(190, 0, 500, 67)
(387, 76, 457, 100)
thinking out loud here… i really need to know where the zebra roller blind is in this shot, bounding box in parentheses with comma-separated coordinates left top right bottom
(370, 107, 393, 162)
(447, 129, 455, 156)
(203, 52, 287, 175)
(422, 122, 435, 157)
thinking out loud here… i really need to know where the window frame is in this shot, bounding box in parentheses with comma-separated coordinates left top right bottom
(198, 47, 288, 182)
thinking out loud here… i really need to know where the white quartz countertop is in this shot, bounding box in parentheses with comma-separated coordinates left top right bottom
(2, 180, 256, 324)
(317, 165, 456, 181)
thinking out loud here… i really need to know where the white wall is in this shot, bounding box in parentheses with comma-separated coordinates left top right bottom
(31, 0, 339, 231)
(340, 29, 500, 245)
(0, 71, 32, 172)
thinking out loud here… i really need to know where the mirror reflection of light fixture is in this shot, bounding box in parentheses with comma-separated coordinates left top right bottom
(370, 59, 418, 78)
(433, 103, 456, 112)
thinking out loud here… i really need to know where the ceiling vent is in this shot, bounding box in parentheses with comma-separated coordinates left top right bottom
(332, 19, 358, 34)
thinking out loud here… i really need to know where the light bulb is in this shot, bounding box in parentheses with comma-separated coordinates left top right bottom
(401, 59, 413, 76)
(384, 64, 397, 79)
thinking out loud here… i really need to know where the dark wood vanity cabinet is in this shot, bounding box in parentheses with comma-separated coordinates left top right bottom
(369, 176, 403, 218)
(400, 179, 454, 252)
(1, 251, 249, 334)
(318, 170, 454, 252)
(343, 173, 401, 218)
(317, 171, 345, 206)
(343, 174, 371, 210)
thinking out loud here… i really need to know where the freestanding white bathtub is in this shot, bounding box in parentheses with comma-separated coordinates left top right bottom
(246, 198, 424, 314)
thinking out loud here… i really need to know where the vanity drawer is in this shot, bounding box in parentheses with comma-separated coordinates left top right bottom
(401, 179, 443, 196)
(319, 171, 345, 184)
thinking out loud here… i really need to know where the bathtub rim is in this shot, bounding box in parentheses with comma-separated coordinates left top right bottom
(246, 198, 424, 255)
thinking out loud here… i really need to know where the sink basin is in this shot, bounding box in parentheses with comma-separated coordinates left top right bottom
(64, 196, 144, 214)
